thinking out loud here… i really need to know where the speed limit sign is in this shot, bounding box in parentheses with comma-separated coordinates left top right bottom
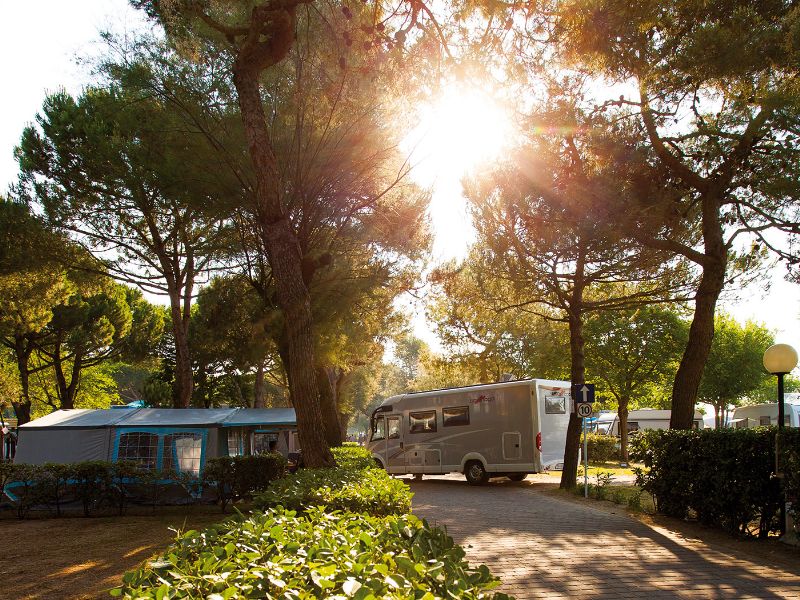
(576, 402, 593, 418)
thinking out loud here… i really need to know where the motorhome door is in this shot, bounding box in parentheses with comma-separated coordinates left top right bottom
(385, 415, 404, 473)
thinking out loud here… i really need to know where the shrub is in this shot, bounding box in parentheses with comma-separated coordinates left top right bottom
(113, 507, 509, 600)
(630, 428, 790, 537)
(203, 454, 287, 512)
(332, 443, 375, 470)
(585, 433, 619, 463)
(779, 428, 800, 523)
(255, 466, 412, 517)
(71, 461, 114, 517)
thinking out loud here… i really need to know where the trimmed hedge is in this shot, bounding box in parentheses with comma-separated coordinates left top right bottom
(1, 461, 147, 518)
(2, 453, 288, 518)
(585, 433, 619, 463)
(630, 427, 800, 537)
(255, 466, 412, 517)
(203, 454, 287, 512)
(115, 443, 511, 599)
(255, 445, 411, 516)
(113, 507, 508, 600)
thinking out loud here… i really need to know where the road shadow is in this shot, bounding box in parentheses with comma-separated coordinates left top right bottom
(411, 478, 800, 599)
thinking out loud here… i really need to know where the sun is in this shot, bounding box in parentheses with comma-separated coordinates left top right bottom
(405, 83, 514, 186)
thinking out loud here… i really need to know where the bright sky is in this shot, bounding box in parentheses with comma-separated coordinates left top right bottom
(2, 0, 800, 357)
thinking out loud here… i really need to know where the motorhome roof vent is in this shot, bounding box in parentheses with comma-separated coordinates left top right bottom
(500, 373, 515, 382)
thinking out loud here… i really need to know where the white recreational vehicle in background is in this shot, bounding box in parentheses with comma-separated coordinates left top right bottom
(731, 397, 800, 428)
(590, 409, 705, 436)
(367, 379, 572, 485)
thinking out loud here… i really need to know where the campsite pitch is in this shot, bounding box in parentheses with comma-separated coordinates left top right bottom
(0, 506, 223, 599)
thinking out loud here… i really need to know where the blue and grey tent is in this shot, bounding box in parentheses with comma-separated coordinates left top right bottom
(13, 407, 298, 476)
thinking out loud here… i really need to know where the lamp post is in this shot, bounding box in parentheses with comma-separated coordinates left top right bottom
(763, 343, 798, 538)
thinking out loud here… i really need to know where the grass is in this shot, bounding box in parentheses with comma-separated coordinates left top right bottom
(545, 461, 641, 478)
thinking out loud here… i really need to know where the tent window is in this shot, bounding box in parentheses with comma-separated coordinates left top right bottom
(228, 429, 245, 456)
(760, 416, 771, 426)
(163, 433, 203, 475)
(117, 432, 159, 469)
(254, 432, 277, 454)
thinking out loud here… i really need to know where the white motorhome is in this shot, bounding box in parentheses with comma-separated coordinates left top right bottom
(367, 379, 571, 485)
(590, 409, 704, 435)
(731, 399, 800, 428)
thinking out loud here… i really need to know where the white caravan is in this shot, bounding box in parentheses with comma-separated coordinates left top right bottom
(367, 379, 572, 485)
(590, 409, 704, 435)
(731, 399, 800, 429)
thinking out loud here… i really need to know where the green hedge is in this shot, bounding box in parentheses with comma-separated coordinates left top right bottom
(113, 507, 508, 600)
(255, 445, 411, 516)
(333, 443, 377, 470)
(585, 433, 619, 463)
(1, 461, 148, 518)
(114, 443, 511, 599)
(630, 427, 800, 537)
(2, 453, 289, 518)
(255, 466, 412, 517)
(203, 454, 287, 512)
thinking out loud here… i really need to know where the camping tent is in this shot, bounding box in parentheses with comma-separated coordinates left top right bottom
(14, 407, 298, 476)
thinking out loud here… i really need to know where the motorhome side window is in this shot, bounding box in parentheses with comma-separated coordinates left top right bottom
(409, 410, 437, 433)
(545, 396, 566, 414)
(443, 406, 470, 427)
(387, 417, 401, 439)
(759, 416, 771, 426)
(371, 418, 385, 441)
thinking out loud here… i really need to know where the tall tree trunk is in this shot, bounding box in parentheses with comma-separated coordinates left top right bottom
(254, 361, 266, 408)
(233, 63, 333, 468)
(316, 366, 343, 447)
(560, 310, 586, 490)
(670, 205, 727, 429)
(52, 338, 78, 410)
(12, 335, 33, 425)
(618, 397, 629, 463)
(335, 370, 350, 440)
(169, 292, 193, 409)
(560, 246, 587, 490)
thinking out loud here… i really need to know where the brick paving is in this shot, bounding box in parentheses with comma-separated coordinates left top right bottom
(410, 476, 800, 599)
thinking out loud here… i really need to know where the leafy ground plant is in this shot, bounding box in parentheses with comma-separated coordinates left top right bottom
(254, 466, 412, 517)
(112, 507, 511, 599)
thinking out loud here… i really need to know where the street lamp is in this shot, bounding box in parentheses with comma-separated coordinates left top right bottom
(763, 343, 798, 539)
(763, 343, 798, 429)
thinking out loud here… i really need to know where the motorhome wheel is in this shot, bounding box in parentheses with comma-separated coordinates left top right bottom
(465, 461, 489, 485)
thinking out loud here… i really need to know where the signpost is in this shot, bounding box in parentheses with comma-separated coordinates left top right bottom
(572, 384, 595, 498)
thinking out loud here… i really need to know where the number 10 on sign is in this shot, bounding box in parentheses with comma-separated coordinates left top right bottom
(577, 403, 592, 418)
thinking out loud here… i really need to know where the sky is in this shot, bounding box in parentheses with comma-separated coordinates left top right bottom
(3, 1, 800, 360)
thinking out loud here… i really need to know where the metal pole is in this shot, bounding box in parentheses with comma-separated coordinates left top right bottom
(583, 416, 588, 498)
(777, 373, 786, 537)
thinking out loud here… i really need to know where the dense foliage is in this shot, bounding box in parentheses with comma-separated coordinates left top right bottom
(584, 433, 619, 464)
(203, 454, 288, 512)
(114, 444, 509, 599)
(113, 507, 507, 599)
(256, 446, 411, 517)
(0, 461, 168, 519)
(630, 428, 800, 537)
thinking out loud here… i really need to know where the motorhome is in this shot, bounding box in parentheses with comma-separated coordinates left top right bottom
(590, 409, 704, 436)
(731, 399, 800, 429)
(367, 378, 572, 485)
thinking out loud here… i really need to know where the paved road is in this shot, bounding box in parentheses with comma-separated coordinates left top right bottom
(410, 476, 800, 599)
